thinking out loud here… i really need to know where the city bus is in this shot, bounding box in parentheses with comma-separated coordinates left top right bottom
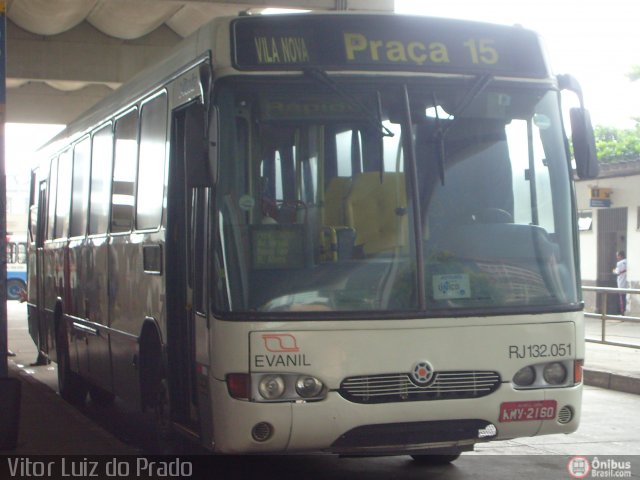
(6, 234, 27, 301)
(26, 12, 599, 460)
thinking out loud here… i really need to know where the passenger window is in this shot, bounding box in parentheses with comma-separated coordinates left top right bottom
(55, 150, 73, 239)
(136, 92, 168, 230)
(89, 123, 113, 235)
(111, 109, 139, 233)
(70, 136, 91, 237)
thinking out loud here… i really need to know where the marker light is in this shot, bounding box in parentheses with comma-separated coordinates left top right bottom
(258, 375, 286, 400)
(543, 362, 567, 385)
(574, 360, 584, 384)
(295, 376, 324, 398)
(513, 366, 536, 387)
(227, 374, 250, 400)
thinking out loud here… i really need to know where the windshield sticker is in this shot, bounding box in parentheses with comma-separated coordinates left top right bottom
(433, 273, 471, 300)
(238, 194, 255, 211)
(534, 114, 551, 130)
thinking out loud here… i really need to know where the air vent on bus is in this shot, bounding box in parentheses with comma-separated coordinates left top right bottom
(339, 371, 501, 404)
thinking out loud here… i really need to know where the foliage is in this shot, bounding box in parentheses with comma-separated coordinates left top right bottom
(628, 65, 640, 82)
(594, 124, 640, 163)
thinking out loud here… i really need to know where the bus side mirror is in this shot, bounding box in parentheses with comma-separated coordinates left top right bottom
(570, 107, 599, 179)
(558, 74, 599, 180)
(185, 103, 215, 188)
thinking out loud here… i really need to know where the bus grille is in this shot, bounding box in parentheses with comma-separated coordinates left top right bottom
(339, 371, 501, 404)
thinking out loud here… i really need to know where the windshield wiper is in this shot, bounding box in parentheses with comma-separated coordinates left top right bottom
(304, 67, 394, 138)
(432, 74, 493, 185)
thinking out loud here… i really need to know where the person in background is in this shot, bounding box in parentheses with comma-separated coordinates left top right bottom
(613, 250, 628, 314)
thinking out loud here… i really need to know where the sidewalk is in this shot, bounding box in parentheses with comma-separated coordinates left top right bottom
(1, 362, 139, 455)
(1, 301, 139, 455)
(583, 341, 640, 395)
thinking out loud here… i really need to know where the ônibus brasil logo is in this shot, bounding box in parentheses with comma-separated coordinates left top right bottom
(567, 456, 591, 479)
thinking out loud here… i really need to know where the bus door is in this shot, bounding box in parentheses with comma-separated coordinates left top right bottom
(167, 99, 212, 443)
(32, 180, 49, 358)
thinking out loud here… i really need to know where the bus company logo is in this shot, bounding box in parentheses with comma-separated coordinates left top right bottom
(262, 333, 300, 353)
(410, 360, 434, 386)
(567, 456, 591, 478)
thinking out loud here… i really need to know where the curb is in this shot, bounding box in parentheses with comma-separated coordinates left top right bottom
(4, 363, 139, 455)
(584, 368, 640, 395)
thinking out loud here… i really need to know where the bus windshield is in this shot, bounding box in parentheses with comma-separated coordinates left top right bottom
(214, 76, 578, 317)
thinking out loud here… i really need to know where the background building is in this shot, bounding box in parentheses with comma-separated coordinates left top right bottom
(576, 159, 640, 314)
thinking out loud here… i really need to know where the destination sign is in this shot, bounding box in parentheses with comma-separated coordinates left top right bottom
(231, 15, 548, 78)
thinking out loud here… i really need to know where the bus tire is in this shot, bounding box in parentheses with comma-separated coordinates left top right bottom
(7, 279, 26, 301)
(410, 453, 461, 464)
(56, 318, 88, 406)
(139, 328, 171, 439)
(89, 385, 115, 407)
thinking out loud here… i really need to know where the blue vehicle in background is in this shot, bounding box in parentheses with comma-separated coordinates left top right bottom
(6, 234, 27, 301)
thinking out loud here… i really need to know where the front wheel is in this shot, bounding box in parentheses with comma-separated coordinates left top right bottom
(56, 319, 88, 406)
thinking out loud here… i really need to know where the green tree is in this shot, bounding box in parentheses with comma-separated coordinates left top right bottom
(594, 124, 640, 163)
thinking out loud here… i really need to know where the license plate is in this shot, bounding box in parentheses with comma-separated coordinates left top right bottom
(499, 400, 557, 422)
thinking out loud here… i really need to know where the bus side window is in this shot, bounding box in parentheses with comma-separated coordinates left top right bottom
(136, 92, 168, 231)
(111, 109, 139, 233)
(6, 243, 14, 264)
(55, 150, 73, 240)
(89, 123, 114, 235)
(70, 136, 91, 238)
(17, 243, 27, 264)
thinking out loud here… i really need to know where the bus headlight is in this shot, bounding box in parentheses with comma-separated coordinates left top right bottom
(258, 375, 286, 400)
(513, 366, 536, 387)
(295, 375, 324, 398)
(543, 362, 567, 385)
(250, 373, 327, 402)
(512, 360, 573, 389)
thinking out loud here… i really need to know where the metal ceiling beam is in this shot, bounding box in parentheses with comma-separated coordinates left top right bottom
(7, 19, 181, 123)
(98, 0, 393, 9)
(8, 21, 179, 86)
(6, 0, 394, 124)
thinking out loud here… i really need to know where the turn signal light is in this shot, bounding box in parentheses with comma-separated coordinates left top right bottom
(574, 359, 584, 384)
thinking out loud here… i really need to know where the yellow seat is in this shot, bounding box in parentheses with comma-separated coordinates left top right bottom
(345, 172, 408, 255)
(320, 177, 353, 262)
(323, 177, 352, 226)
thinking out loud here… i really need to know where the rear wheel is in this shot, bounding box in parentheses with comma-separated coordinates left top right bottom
(89, 385, 115, 407)
(139, 330, 172, 439)
(7, 279, 26, 301)
(56, 319, 88, 406)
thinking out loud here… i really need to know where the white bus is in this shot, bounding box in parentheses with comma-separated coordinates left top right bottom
(27, 12, 598, 461)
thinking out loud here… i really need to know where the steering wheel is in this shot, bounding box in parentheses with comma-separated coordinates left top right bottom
(472, 208, 513, 224)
